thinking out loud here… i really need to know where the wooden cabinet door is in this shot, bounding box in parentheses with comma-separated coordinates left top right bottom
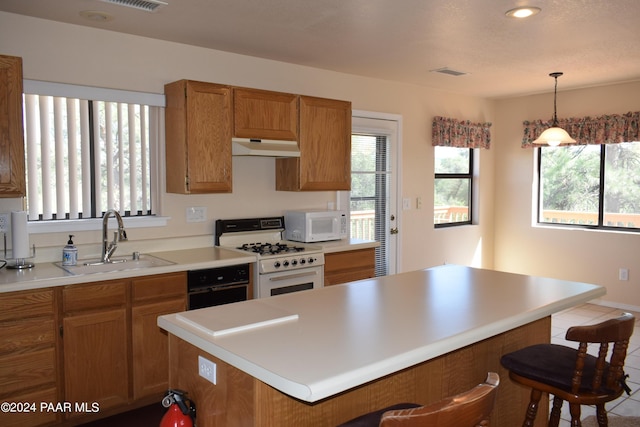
(0, 54, 26, 197)
(165, 80, 232, 194)
(276, 96, 351, 191)
(63, 308, 129, 414)
(132, 298, 185, 399)
(233, 87, 298, 140)
(324, 248, 376, 286)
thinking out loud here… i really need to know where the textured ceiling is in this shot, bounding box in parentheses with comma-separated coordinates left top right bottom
(2, 0, 640, 98)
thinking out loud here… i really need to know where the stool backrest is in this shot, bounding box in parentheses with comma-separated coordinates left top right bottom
(565, 312, 635, 395)
(380, 372, 499, 427)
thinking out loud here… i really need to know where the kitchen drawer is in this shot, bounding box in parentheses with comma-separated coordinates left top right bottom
(63, 280, 128, 312)
(0, 347, 56, 395)
(0, 289, 54, 321)
(0, 318, 55, 355)
(132, 272, 187, 303)
(2, 387, 59, 427)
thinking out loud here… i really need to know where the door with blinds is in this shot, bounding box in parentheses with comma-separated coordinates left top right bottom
(343, 113, 400, 276)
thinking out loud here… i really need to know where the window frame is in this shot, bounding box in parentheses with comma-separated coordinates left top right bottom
(536, 144, 640, 233)
(434, 147, 474, 228)
(22, 80, 168, 234)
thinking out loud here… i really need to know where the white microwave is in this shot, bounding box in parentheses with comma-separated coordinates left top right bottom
(284, 210, 348, 242)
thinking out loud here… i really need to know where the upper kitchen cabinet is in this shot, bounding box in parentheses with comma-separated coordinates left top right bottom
(233, 87, 298, 140)
(165, 80, 232, 194)
(0, 55, 26, 197)
(276, 96, 351, 191)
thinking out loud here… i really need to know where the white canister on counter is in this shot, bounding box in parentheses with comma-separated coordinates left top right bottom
(62, 235, 78, 266)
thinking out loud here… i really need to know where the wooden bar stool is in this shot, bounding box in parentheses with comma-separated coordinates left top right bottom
(501, 312, 635, 427)
(337, 372, 500, 427)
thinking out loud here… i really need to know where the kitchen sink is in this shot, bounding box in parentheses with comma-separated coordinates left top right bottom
(56, 254, 174, 275)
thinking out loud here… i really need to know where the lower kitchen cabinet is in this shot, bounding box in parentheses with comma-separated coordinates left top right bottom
(0, 272, 187, 426)
(63, 308, 129, 413)
(62, 281, 129, 417)
(132, 273, 186, 399)
(0, 289, 59, 427)
(324, 248, 376, 286)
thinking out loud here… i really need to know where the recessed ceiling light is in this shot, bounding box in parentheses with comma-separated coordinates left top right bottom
(505, 6, 541, 19)
(79, 10, 114, 22)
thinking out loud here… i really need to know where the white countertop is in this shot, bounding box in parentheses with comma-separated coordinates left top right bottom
(0, 247, 256, 293)
(317, 238, 379, 253)
(158, 264, 606, 403)
(0, 239, 377, 293)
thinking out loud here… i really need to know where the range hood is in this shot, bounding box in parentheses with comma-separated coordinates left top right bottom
(232, 138, 300, 157)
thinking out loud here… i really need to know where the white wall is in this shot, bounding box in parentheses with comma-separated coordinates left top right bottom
(0, 12, 495, 272)
(493, 81, 640, 309)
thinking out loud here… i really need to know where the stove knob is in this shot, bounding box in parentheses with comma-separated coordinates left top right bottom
(300, 258, 306, 265)
(274, 261, 281, 268)
(283, 260, 290, 267)
(308, 257, 314, 264)
(291, 259, 298, 266)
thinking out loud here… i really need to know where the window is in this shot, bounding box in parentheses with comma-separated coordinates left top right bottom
(351, 133, 391, 276)
(538, 142, 640, 230)
(22, 81, 163, 224)
(434, 147, 473, 227)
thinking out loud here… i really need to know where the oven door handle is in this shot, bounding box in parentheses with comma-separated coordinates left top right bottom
(268, 270, 319, 282)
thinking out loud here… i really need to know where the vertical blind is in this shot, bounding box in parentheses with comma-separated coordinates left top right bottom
(351, 134, 389, 277)
(23, 93, 158, 221)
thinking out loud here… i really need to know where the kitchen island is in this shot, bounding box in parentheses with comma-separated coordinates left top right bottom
(158, 265, 606, 427)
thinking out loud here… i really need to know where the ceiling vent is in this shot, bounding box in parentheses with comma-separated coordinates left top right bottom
(100, 0, 168, 12)
(430, 67, 469, 77)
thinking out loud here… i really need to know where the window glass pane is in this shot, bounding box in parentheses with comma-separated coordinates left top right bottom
(434, 178, 470, 224)
(539, 145, 600, 225)
(434, 146, 470, 174)
(352, 135, 377, 172)
(603, 142, 640, 228)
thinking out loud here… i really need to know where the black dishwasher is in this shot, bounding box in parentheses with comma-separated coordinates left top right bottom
(187, 264, 250, 310)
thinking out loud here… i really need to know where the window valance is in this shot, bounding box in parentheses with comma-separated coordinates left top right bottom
(432, 116, 492, 149)
(522, 111, 640, 148)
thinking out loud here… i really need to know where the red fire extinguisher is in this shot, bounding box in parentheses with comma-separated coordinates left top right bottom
(160, 389, 196, 427)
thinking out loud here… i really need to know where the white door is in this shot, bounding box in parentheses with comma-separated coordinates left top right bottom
(339, 111, 401, 276)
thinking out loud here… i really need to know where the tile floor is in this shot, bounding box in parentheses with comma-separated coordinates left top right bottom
(549, 303, 640, 426)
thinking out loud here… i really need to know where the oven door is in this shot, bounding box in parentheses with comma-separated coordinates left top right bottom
(257, 266, 324, 298)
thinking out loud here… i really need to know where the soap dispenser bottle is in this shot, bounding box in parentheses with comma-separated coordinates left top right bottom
(62, 235, 78, 266)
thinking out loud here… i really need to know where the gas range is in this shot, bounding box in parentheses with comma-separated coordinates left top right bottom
(215, 217, 325, 295)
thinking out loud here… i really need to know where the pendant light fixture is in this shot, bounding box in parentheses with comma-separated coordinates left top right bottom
(533, 72, 576, 147)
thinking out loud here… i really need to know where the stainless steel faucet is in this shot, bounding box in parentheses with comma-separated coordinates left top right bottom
(101, 209, 128, 263)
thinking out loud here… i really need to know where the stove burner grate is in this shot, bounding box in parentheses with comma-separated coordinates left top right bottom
(237, 242, 306, 256)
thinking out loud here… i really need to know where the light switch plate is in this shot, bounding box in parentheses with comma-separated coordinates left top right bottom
(0, 213, 9, 234)
(186, 207, 207, 223)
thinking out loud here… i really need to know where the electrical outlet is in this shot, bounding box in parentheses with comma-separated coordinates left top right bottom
(619, 268, 629, 281)
(0, 213, 9, 234)
(198, 355, 217, 384)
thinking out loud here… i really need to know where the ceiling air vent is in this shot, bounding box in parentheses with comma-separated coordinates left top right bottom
(100, 0, 168, 12)
(430, 67, 469, 77)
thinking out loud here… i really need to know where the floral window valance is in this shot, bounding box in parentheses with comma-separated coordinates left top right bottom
(522, 111, 640, 148)
(432, 116, 492, 149)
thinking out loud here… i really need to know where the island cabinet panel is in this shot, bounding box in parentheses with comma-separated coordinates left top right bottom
(132, 272, 187, 399)
(0, 288, 59, 427)
(324, 248, 376, 286)
(0, 54, 26, 197)
(233, 87, 298, 140)
(276, 96, 351, 191)
(165, 80, 232, 194)
(167, 317, 550, 427)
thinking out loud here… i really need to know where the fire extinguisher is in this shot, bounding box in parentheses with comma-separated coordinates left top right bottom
(160, 389, 196, 427)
